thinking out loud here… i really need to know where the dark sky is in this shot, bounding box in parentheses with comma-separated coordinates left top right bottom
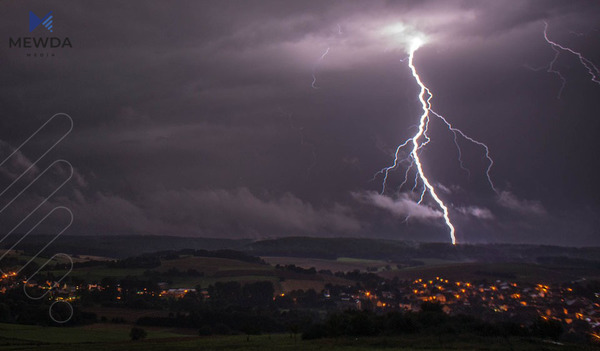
(1, 0, 599, 246)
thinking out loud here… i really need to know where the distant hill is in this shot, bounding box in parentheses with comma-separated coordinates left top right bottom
(245, 237, 600, 264)
(0, 235, 250, 258)
(2, 235, 600, 264)
(245, 237, 416, 260)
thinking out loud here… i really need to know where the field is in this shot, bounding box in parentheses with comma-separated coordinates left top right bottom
(0, 323, 188, 347)
(66, 266, 145, 278)
(47, 255, 354, 295)
(0, 323, 596, 351)
(55, 254, 600, 294)
(81, 307, 171, 324)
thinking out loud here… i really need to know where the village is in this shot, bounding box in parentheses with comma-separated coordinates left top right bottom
(2, 268, 598, 340)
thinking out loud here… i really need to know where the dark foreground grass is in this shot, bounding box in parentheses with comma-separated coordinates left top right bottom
(0, 323, 598, 351)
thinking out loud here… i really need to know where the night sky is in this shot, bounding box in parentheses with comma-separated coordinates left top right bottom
(1, 1, 599, 246)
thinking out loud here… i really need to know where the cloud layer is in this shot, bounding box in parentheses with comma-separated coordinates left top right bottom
(0, 1, 599, 245)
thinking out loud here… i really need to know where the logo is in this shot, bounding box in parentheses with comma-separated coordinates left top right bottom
(8, 11, 72, 57)
(29, 11, 54, 33)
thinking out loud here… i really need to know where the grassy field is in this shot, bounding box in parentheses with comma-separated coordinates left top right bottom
(60, 254, 596, 292)
(81, 307, 171, 324)
(62, 267, 148, 281)
(159, 256, 279, 288)
(49, 256, 274, 284)
(45, 255, 355, 294)
(158, 256, 273, 274)
(1, 252, 70, 272)
(0, 322, 187, 345)
(0, 323, 596, 351)
(1, 250, 111, 267)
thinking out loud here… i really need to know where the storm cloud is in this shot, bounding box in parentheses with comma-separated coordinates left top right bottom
(1, 0, 599, 245)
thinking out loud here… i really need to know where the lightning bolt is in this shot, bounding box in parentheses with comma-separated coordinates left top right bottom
(405, 41, 456, 245)
(311, 47, 330, 89)
(541, 21, 600, 97)
(430, 110, 497, 193)
(376, 39, 497, 245)
(311, 25, 346, 89)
